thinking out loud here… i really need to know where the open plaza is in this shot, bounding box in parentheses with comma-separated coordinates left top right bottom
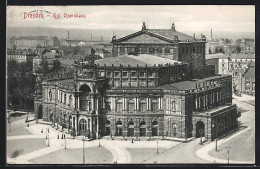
(6, 94, 255, 164)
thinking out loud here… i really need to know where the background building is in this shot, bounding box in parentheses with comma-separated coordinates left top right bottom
(14, 36, 60, 49)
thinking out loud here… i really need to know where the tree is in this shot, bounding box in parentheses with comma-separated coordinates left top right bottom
(7, 60, 36, 110)
(51, 59, 62, 73)
(236, 45, 241, 53)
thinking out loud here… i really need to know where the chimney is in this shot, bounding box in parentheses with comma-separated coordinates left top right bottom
(211, 28, 212, 40)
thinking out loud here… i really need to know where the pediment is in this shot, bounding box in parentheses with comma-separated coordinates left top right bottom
(115, 31, 174, 44)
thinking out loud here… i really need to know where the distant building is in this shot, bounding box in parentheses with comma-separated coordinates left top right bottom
(240, 38, 255, 54)
(206, 53, 255, 75)
(7, 49, 37, 63)
(14, 36, 60, 49)
(241, 61, 255, 96)
(60, 39, 86, 47)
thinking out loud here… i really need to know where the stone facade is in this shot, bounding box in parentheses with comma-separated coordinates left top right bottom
(111, 22, 207, 79)
(34, 23, 238, 141)
(35, 58, 237, 141)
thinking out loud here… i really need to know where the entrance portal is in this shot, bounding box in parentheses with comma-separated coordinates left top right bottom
(139, 121, 146, 137)
(127, 121, 134, 137)
(116, 121, 123, 136)
(105, 120, 111, 136)
(196, 121, 205, 138)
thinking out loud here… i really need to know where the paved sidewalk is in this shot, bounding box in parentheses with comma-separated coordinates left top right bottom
(7, 135, 43, 141)
(196, 127, 254, 164)
(7, 120, 182, 164)
(101, 140, 132, 163)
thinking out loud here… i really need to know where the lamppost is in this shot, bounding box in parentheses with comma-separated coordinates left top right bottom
(47, 135, 49, 146)
(8, 113, 11, 132)
(46, 128, 48, 139)
(82, 136, 86, 164)
(65, 136, 67, 149)
(212, 121, 219, 151)
(156, 140, 158, 154)
(225, 146, 231, 164)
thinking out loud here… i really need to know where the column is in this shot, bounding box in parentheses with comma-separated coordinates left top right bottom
(159, 97, 162, 110)
(147, 98, 149, 110)
(136, 98, 139, 111)
(123, 97, 126, 110)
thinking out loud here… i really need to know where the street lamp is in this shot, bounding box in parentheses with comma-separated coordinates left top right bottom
(65, 137, 67, 149)
(46, 128, 48, 139)
(225, 146, 231, 164)
(47, 135, 49, 146)
(82, 136, 86, 164)
(212, 121, 219, 151)
(156, 140, 158, 154)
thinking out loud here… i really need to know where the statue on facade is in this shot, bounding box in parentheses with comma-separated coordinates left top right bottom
(171, 22, 176, 31)
(142, 21, 146, 30)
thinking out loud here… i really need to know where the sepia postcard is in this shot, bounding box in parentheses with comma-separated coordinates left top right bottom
(6, 5, 255, 165)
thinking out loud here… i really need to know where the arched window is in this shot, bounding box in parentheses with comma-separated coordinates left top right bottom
(151, 99, 159, 112)
(116, 100, 123, 112)
(128, 100, 135, 112)
(139, 100, 147, 112)
(79, 119, 87, 135)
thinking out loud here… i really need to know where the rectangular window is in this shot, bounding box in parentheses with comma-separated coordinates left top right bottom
(139, 103, 147, 112)
(107, 71, 111, 77)
(100, 71, 105, 77)
(116, 102, 123, 112)
(128, 102, 135, 112)
(122, 72, 128, 77)
(151, 102, 158, 112)
(131, 71, 137, 77)
(148, 71, 153, 77)
(114, 72, 120, 77)
(139, 72, 145, 77)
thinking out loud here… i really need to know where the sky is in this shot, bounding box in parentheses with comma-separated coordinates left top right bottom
(6, 5, 255, 32)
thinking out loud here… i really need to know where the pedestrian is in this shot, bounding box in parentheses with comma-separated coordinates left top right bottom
(48, 128, 50, 133)
(64, 134, 66, 139)
(132, 138, 134, 143)
(57, 134, 59, 139)
(41, 129, 43, 133)
(61, 134, 64, 139)
(27, 123, 29, 127)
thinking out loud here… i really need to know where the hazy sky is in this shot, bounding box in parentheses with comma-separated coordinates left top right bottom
(7, 5, 255, 32)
